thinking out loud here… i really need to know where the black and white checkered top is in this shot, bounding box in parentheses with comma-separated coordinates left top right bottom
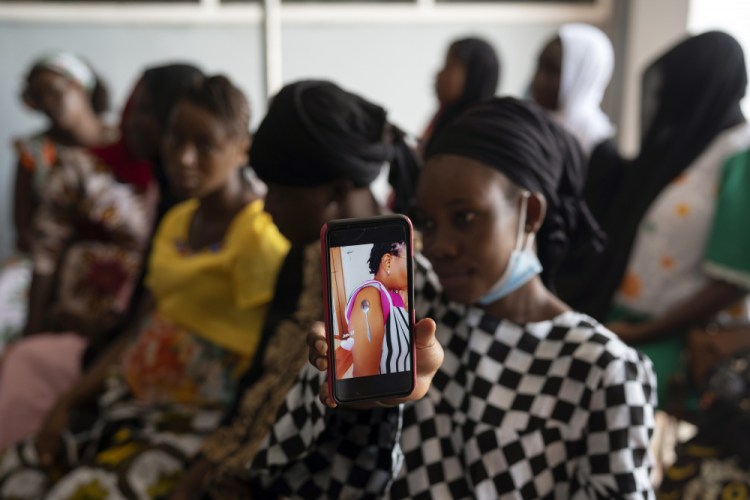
(250, 256, 657, 499)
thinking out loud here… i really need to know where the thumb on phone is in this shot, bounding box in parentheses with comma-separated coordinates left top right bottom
(410, 318, 443, 400)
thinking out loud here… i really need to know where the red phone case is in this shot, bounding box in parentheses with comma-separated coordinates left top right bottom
(319, 223, 336, 404)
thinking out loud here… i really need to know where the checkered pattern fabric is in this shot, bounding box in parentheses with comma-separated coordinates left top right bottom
(251, 365, 403, 498)
(250, 257, 657, 499)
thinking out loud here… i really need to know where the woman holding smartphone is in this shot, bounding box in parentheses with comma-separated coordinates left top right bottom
(251, 98, 657, 498)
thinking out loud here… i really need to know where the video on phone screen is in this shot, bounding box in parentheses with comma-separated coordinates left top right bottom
(329, 241, 412, 380)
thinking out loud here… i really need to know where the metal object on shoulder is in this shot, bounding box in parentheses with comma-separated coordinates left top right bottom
(361, 299, 372, 342)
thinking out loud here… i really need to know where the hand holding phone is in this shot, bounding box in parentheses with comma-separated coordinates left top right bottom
(320, 215, 422, 404)
(306, 318, 443, 408)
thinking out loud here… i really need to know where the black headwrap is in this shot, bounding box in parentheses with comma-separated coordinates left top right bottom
(560, 31, 748, 319)
(453, 37, 501, 105)
(425, 37, 500, 153)
(252, 80, 420, 214)
(426, 96, 604, 289)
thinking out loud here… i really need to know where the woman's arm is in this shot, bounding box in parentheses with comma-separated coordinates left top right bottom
(608, 279, 744, 344)
(309, 318, 442, 409)
(13, 160, 35, 254)
(349, 287, 386, 377)
(581, 350, 657, 498)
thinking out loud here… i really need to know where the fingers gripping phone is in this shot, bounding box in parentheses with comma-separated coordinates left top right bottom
(321, 215, 416, 404)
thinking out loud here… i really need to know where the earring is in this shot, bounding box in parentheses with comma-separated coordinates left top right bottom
(386, 267, 391, 276)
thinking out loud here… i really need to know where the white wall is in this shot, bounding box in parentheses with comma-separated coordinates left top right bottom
(281, 23, 563, 135)
(340, 243, 374, 306)
(0, 6, 615, 261)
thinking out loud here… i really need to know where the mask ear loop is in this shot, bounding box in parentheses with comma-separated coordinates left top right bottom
(515, 192, 531, 252)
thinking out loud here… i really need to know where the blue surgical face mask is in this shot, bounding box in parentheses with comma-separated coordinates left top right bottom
(477, 193, 543, 306)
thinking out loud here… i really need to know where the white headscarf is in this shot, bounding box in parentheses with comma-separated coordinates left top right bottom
(554, 23, 615, 156)
(32, 51, 97, 93)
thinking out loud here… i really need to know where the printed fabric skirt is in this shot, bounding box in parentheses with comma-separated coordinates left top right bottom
(0, 312, 248, 500)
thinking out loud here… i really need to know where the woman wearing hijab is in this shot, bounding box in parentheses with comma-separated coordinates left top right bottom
(0, 63, 203, 452)
(558, 31, 750, 411)
(250, 97, 656, 498)
(167, 79, 421, 500)
(532, 23, 615, 158)
(0, 51, 116, 350)
(420, 36, 500, 156)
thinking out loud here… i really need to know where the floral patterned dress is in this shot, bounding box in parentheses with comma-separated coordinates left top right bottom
(0, 134, 63, 352)
(0, 144, 158, 452)
(612, 122, 750, 406)
(0, 198, 289, 500)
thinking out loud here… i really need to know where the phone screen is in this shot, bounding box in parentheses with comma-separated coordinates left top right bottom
(323, 216, 415, 403)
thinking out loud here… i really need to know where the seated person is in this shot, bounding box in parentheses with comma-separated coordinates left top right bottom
(1, 50, 116, 350)
(252, 98, 657, 498)
(0, 75, 289, 500)
(0, 63, 203, 450)
(171, 79, 420, 500)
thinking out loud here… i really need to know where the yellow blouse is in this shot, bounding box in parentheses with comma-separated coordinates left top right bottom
(146, 199, 289, 357)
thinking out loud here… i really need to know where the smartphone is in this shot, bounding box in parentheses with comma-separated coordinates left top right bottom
(321, 215, 416, 404)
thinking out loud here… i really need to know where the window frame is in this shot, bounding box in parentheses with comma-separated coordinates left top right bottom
(0, 0, 611, 110)
(0, 0, 610, 25)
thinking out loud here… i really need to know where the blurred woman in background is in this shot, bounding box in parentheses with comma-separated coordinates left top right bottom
(558, 31, 750, 412)
(0, 51, 116, 350)
(0, 63, 203, 451)
(0, 74, 289, 499)
(420, 36, 500, 156)
(531, 23, 614, 158)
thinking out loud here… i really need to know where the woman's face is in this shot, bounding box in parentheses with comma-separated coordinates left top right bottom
(415, 154, 521, 304)
(435, 48, 466, 106)
(163, 100, 249, 199)
(380, 243, 408, 290)
(264, 182, 340, 246)
(25, 69, 89, 129)
(532, 37, 562, 111)
(123, 80, 162, 161)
